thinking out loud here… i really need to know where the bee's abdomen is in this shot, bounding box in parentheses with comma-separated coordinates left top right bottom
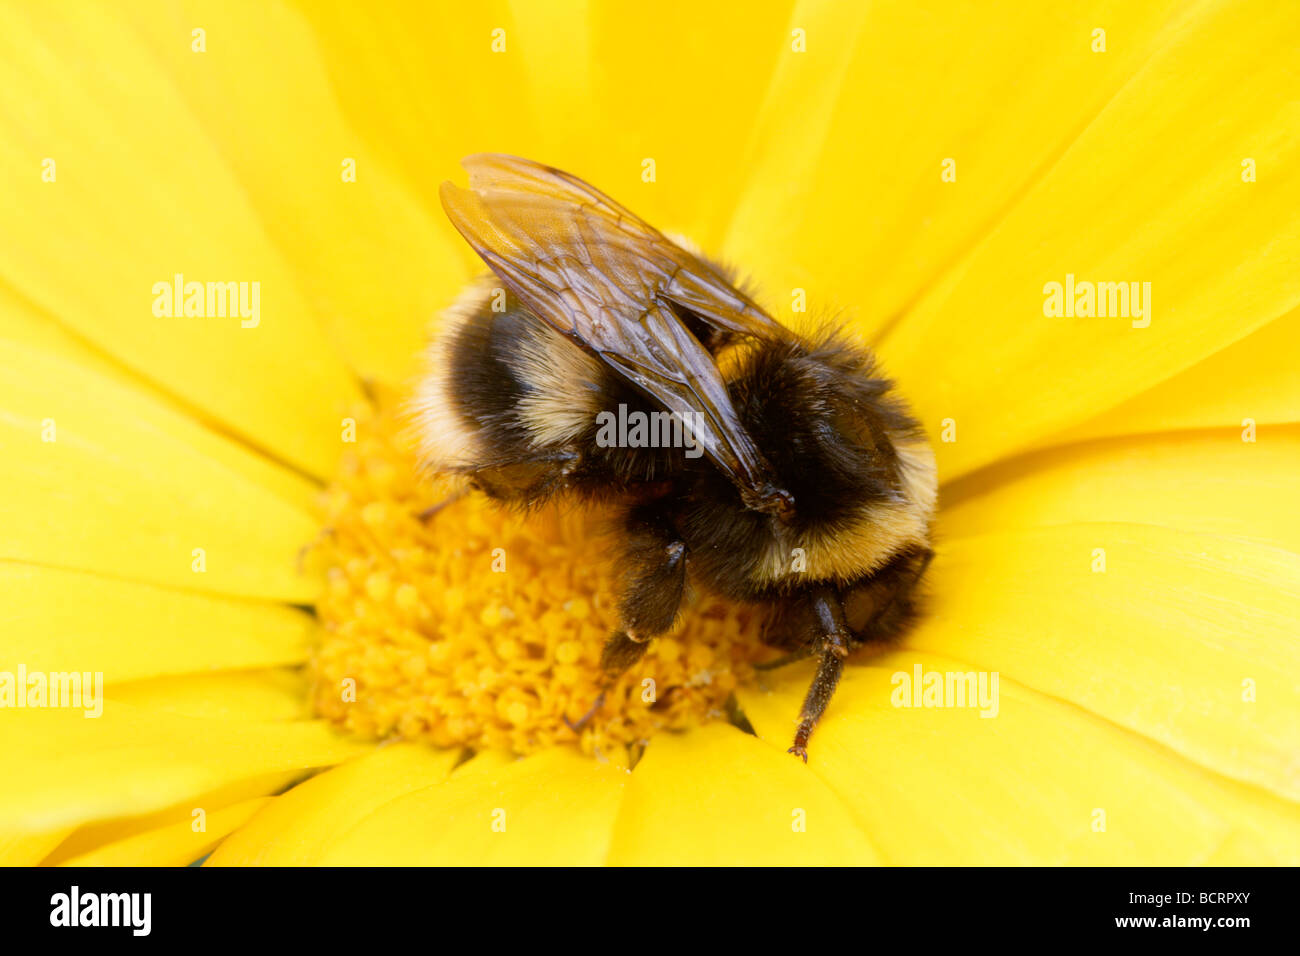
(452, 304, 538, 454)
(413, 283, 610, 502)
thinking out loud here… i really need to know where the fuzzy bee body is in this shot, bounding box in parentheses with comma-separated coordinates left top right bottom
(417, 155, 937, 759)
(417, 281, 688, 504)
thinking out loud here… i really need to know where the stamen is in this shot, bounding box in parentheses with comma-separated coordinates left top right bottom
(309, 396, 769, 756)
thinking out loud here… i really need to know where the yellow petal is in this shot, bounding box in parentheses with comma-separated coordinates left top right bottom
(725, 0, 1187, 326)
(0, 340, 321, 601)
(446, 748, 518, 779)
(939, 428, 1300, 551)
(738, 656, 1300, 864)
(877, 0, 1300, 479)
(1200, 831, 1280, 866)
(0, 317, 317, 512)
(909, 525, 1300, 801)
(58, 797, 271, 867)
(291, 0, 540, 237)
(106, 670, 311, 722)
(316, 746, 626, 865)
(0, 703, 366, 831)
(606, 723, 880, 865)
(298, 0, 794, 251)
(1054, 305, 1300, 444)
(0, 827, 74, 867)
(0, 284, 188, 421)
(41, 771, 298, 866)
(0, 6, 363, 477)
(207, 743, 460, 866)
(2, 562, 313, 682)
(120, 1, 464, 386)
(577, 0, 796, 248)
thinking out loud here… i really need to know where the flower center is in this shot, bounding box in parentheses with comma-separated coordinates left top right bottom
(309, 392, 770, 757)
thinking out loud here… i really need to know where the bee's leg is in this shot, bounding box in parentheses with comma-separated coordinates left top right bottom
(599, 629, 655, 673)
(416, 486, 469, 522)
(843, 546, 934, 652)
(561, 629, 651, 731)
(564, 510, 687, 733)
(788, 586, 851, 762)
(562, 688, 606, 733)
(754, 647, 817, 671)
(560, 628, 653, 732)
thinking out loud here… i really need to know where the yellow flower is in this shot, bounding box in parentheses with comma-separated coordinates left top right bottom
(0, 0, 1297, 866)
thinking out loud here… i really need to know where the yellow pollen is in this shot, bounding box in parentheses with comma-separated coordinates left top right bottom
(309, 395, 772, 757)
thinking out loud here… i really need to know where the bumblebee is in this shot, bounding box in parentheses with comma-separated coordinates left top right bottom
(416, 154, 936, 760)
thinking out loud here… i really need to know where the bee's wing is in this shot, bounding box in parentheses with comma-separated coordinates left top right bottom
(440, 153, 790, 510)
